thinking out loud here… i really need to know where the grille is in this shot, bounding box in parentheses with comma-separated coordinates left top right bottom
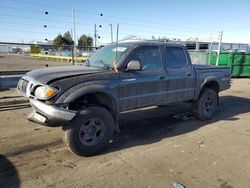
(17, 79, 29, 94)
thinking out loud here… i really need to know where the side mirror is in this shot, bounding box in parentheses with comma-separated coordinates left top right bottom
(126, 60, 141, 71)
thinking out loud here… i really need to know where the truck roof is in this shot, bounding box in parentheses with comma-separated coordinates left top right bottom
(118, 39, 185, 47)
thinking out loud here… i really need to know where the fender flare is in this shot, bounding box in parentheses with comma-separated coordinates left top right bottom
(63, 85, 118, 113)
(61, 85, 120, 132)
(195, 77, 220, 99)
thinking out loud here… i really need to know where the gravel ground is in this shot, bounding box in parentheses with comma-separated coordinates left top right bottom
(0, 79, 250, 188)
(0, 54, 71, 71)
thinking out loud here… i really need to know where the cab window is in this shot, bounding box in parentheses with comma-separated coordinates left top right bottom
(165, 47, 187, 68)
(129, 46, 162, 70)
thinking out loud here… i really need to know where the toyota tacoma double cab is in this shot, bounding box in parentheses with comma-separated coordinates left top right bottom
(17, 41, 231, 156)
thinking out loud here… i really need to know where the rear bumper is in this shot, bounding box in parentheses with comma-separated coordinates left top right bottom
(28, 99, 77, 127)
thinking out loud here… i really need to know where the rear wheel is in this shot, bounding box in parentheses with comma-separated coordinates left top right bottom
(63, 106, 114, 156)
(192, 88, 218, 120)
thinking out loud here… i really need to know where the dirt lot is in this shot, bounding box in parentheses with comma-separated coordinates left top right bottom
(0, 79, 250, 188)
(0, 54, 71, 71)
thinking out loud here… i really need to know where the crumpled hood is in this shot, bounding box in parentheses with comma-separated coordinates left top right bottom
(27, 65, 103, 84)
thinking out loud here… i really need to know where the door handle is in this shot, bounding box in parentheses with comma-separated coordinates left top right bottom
(158, 76, 165, 80)
(186, 73, 192, 77)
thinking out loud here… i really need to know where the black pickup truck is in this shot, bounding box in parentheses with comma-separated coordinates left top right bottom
(17, 41, 231, 156)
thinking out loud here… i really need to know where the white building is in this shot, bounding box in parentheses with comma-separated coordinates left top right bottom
(0, 45, 12, 53)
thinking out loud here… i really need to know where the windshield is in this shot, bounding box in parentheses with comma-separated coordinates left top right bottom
(87, 43, 132, 68)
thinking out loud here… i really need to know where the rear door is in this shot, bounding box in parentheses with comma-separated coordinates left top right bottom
(163, 46, 195, 103)
(119, 45, 167, 111)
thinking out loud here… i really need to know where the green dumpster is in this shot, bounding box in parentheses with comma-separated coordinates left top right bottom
(207, 52, 250, 77)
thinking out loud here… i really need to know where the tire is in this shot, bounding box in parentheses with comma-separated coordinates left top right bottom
(63, 106, 115, 156)
(192, 88, 218, 120)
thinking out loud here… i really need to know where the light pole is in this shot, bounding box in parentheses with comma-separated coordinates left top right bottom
(208, 33, 213, 65)
(216, 30, 223, 66)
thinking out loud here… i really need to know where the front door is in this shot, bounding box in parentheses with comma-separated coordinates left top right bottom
(119, 46, 167, 111)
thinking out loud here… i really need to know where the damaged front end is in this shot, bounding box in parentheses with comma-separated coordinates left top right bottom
(17, 76, 77, 127)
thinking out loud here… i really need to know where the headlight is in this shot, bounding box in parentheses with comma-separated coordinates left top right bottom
(34, 85, 58, 100)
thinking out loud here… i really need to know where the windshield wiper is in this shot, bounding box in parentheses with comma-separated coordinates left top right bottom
(95, 60, 111, 70)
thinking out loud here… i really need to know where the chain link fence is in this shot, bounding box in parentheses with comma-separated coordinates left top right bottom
(0, 41, 216, 72)
(0, 42, 98, 71)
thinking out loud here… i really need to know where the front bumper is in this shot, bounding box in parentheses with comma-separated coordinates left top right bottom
(28, 99, 77, 127)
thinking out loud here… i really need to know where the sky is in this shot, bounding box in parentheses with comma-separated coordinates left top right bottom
(1, 0, 250, 44)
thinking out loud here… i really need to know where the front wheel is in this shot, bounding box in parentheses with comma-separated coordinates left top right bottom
(192, 88, 218, 120)
(63, 106, 115, 156)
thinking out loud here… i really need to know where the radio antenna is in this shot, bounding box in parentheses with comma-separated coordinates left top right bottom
(115, 23, 119, 65)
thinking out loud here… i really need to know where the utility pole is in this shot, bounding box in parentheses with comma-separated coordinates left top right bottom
(72, 8, 76, 65)
(216, 30, 223, 66)
(94, 24, 97, 48)
(109, 24, 113, 43)
(94, 24, 102, 48)
(71, 29, 74, 64)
